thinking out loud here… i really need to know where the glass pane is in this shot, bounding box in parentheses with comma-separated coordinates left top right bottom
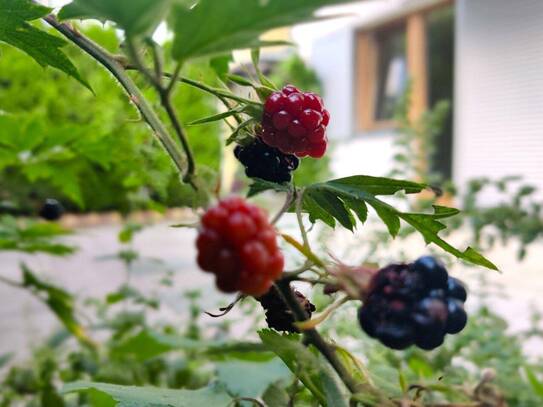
(374, 24, 408, 121)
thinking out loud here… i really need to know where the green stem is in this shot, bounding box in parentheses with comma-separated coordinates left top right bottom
(275, 280, 363, 396)
(43, 16, 188, 180)
(271, 189, 294, 225)
(295, 188, 310, 249)
(0, 275, 23, 289)
(126, 40, 196, 187)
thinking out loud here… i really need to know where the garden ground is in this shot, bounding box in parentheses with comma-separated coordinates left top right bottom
(1, 216, 542, 360)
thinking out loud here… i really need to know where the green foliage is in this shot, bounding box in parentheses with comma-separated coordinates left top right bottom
(461, 177, 543, 260)
(62, 381, 233, 406)
(0, 0, 89, 89)
(21, 264, 94, 348)
(59, 0, 171, 37)
(302, 176, 497, 270)
(259, 329, 349, 406)
(0, 215, 75, 255)
(170, 0, 361, 61)
(0, 28, 222, 213)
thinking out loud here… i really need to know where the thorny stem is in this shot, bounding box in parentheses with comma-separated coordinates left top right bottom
(43, 16, 189, 182)
(295, 188, 311, 249)
(0, 275, 23, 289)
(274, 279, 363, 398)
(271, 189, 294, 225)
(127, 39, 196, 187)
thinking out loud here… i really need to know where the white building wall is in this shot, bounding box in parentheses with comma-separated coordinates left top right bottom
(454, 0, 543, 202)
(298, 1, 403, 178)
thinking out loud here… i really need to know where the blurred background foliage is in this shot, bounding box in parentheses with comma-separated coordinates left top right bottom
(0, 29, 330, 216)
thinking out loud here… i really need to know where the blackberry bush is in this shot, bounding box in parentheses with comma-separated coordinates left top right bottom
(358, 256, 468, 350)
(1, 2, 501, 404)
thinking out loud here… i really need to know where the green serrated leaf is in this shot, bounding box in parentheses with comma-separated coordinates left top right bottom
(326, 175, 426, 196)
(303, 193, 336, 228)
(216, 358, 290, 398)
(62, 381, 233, 407)
(369, 202, 400, 237)
(59, 0, 171, 37)
(306, 189, 354, 231)
(303, 175, 497, 270)
(259, 329, 334, 406)
(170, 0, 362, 61)
(343, 198, 368, 224)
(0, 0, 90, 90)
(209, 53, 233, 79)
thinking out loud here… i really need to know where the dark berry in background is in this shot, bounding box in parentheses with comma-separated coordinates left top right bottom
(257, 285, 315, 333)
(234, 138, 299, 183)
(39, 199, 64, 221)
(261, 85, 330, 159)
(358, 256, 468, 351)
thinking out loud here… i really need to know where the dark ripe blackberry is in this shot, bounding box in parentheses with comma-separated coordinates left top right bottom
(358, 305, 377, 338)
(412, 256, 448, 289)
(416, 330, 445, 350)
(375, 322, 414, 350)
(428, 289, 446, 299)
(234, 138, 299, 183)
(446, 299, 467, 334)
(370, 264, 425, 300)
(39, 199, 64, 221)
(257, 286, 315, 333)
(359, 256, 469, 351)
(447, 277, 467, 302)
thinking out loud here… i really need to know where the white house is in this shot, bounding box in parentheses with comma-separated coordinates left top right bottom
(292, 0, 543, 203)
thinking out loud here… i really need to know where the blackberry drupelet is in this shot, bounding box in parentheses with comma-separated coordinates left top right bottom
(234, 138, 299, 183)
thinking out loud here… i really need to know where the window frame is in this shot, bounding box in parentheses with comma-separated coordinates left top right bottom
(355, 0, 452, 132)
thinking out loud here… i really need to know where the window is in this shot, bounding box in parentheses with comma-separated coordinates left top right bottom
(354, 1, 455, 181)
(374, 24, 408, 121)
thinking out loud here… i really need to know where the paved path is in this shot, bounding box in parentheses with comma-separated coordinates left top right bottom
(1, 216, 542, 361)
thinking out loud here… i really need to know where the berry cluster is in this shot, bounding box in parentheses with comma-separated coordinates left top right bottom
(234, 138, 299, 183)
(358, 256, 468, 350)
(196, 198, 284, 296)
(261, 85, 330, 158)
(257, 286, 316, 333)
(39, 199, 64, 221)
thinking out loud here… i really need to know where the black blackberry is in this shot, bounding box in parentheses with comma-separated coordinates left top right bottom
(358, 256, 468, 351)
(257, 286, 315, 333)
(234, 138, 299, 183)
(39, 199, 64, 221)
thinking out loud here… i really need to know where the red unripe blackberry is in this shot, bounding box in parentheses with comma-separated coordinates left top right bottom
(261, 85, 330, 159)
(196, 198, 284, 296)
